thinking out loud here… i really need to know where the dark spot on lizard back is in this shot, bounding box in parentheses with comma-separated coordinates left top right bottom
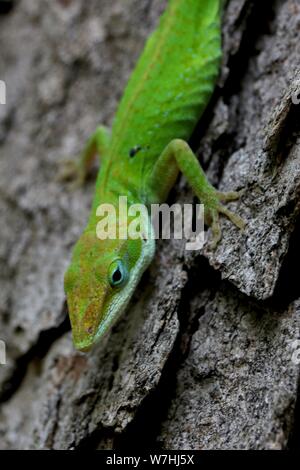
(129, 146, 142, 158)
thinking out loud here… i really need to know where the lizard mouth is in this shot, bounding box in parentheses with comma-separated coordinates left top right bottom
(72, 330, 98, 352)
(70, 298, 105, 352)
(73, 339, 94, 353)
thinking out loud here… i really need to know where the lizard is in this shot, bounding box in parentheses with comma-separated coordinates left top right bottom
(61, 0, 245, 351)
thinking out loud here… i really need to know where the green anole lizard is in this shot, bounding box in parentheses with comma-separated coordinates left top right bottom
(61, 0, 244, 351)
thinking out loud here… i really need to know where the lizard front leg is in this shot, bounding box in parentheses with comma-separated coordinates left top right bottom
(146, 139, 245, 249)
(57, 125, 111, 188)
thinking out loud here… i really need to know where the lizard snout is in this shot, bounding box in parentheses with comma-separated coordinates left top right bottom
(70, 298, 105, 352)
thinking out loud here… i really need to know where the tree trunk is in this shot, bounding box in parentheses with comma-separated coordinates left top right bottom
(0, 0, 299, 450)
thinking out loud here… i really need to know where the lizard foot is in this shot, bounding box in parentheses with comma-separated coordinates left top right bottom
(56, 159, 86, 190)
(204, 190, 245, 250)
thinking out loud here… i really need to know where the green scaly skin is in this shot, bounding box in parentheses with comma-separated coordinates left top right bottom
(62, 0, 245, 351)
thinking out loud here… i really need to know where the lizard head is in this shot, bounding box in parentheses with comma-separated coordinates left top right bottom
(64, 229, 155, 351)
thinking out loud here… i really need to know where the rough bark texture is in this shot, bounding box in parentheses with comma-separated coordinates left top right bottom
(0, 0, 300, 450)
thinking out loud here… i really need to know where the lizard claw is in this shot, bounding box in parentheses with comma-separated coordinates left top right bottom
(56, 159, 86, 189)
(216, 189, 245, 202)
(205, 189, 246, 250)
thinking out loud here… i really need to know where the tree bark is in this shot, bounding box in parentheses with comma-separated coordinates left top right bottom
(0, 0, 299, 450)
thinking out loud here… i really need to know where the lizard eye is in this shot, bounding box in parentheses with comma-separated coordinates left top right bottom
(108, 260, 128, 288)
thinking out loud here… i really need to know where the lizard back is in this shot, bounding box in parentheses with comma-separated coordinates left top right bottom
(100, 0, 223, 200)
